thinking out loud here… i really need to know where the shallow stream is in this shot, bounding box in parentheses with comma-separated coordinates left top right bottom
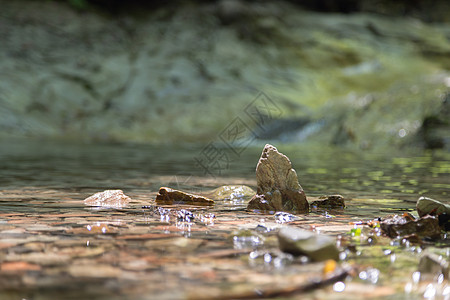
(0, 139, 449, 299)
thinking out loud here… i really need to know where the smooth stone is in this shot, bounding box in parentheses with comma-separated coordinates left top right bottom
(418, 250, 449, 279)
(277, 226, 339, 262)
(204, 185, 255, 201)
(310, 195, 345, 209)
(247, 144, 309, 213)
(83, 190, 131, 208)
(417, 196, 450, 217)
(155, 187, 214, 206)
(380, 214, 441, 239)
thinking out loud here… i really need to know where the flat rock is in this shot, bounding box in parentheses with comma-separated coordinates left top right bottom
(83, 190, 131, 208)
(380, 214, 441, 239)
(310, 195, 345, 209)
(277, 226, 339, 262)
(247, 144, 309, 213)
(155, 187, 214, 206)
(417, 196, 450, 217)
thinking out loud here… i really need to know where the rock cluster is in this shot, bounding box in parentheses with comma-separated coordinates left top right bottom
(247, 144, 309, 213)
(380, 214, 441, 239)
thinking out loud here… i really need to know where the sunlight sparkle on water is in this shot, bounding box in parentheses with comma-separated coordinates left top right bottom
(333, 281, 346, 292)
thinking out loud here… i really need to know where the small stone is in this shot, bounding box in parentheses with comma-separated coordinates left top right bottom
(277, 226, 339, 262)
(247, 144, 309, 213)
(205, 185, 255, 201)
(418, 250, 449, 279)
(311, 195, 345, 209)
(155, 187, 214, 206)
(83, 190, 131, 208)
(380, 214, 441, 239)
(417, 196, 450, 217)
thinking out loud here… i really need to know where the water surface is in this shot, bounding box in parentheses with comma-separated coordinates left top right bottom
(0, 139, 449, 299)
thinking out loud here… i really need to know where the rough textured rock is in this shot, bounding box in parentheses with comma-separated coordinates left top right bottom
(247, 144, 309, 213)
(417, 196, 450, 217)
(310, 195, 345, 209)
(277, 227, 339, 262)
(380, 214, 441, 239)
(155, 187, 214, 206)
(84, 190, 131, 208)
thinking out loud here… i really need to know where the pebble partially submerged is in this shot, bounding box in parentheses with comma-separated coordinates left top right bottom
(204, 185, 255, 201)
(247, 144, 309, 213)
(278, 226, 340, 262)
(83, 189, 131, 208)
(310, 195, 345, 209)
(155, 187, 214, 206)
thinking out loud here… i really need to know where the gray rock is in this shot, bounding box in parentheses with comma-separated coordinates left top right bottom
(417, 196, 450, 217)
(247, 144, 309, 213)
(277, 226, 339, 262)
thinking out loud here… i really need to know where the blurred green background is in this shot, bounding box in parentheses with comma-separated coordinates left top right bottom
(0, 0, 449, 150)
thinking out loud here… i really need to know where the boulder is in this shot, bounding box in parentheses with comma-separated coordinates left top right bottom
(417, 196, 450, 217)
(277, 226, 339, 262)
(247, 144, 309, 213)
(84, 190, 131, 208)
(155, 187, 214, 206)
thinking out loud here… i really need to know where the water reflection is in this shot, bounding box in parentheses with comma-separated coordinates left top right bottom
(0, 139, 449, 299)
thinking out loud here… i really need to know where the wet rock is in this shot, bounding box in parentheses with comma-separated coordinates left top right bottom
(274, 212, 301, 223)
(380, 214, 441, 239)
(418, 250, 449, 279)
(155, 187, 214, 206)
(310, 195, 345, 209)
(83, 189, 131, 208)
(204, 185, 255, 201)
(416, 196, 450, 217)
(247, 144, 309, 213)
(277, 226, 339, 262)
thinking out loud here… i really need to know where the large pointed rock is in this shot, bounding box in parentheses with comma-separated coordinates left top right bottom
(247, 144, 309, 213)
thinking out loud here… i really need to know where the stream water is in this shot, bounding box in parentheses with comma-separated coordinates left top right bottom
(0, 139, 449, 299)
